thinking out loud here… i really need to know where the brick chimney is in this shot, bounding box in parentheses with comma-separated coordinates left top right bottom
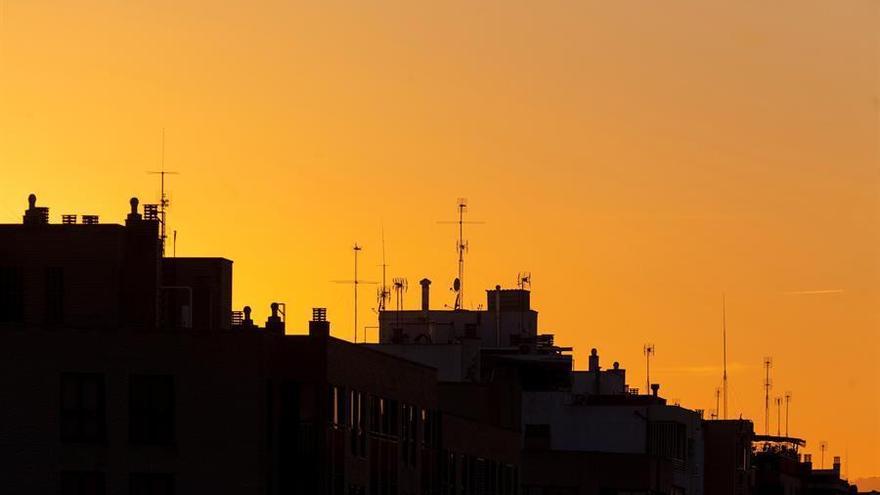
(309, 308, 330, 337)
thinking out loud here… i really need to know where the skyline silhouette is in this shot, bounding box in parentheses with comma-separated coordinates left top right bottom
(0, 0, 877, 483)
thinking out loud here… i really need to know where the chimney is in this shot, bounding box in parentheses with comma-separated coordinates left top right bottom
(804, 453, 813, 470)
(126, 197, 142, 225)
(265, 302, 285, 334)
(833, 456, 841, 473)
(22, 193, 49, 225)
(420, 278, 431, 311)
(588, 348, 600, 371)
(309, 307, 330, 337)
(651, 383, 660, 397)
(242, 305, 254, 328)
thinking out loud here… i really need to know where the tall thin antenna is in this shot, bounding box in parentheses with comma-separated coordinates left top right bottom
(784, 391, 792, 437)
(722, 294, 729, 419)
(437, 199, 484, 309)
(763, 357, 773, 435)
(377, 228, 390, 312)
(147, 129, 178, 256)
(332, 244, 378, 343)
(819, 441, 828, 469)
(643, 344, 655, 393)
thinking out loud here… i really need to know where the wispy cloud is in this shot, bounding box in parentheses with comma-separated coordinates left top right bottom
(782, 289, 845, 296)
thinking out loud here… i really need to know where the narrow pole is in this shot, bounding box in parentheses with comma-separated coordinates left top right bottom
(457, 201, 465, 309)
(722, 294, 728, 419)
(764, 357, 773, 435)
(354, 244, 361, 343)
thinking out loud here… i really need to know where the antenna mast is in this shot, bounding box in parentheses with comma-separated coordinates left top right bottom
(147, 129, 178, 256)
(353, 244, 361, 342)
(332, 244, 378, 343)
(455, 199, 466, 309)
(437, 199, 484, 310)
(722, 294, 729, 419)
(643, 344, 655, 393)
(763, 357, 773, 435)
(377, 228, 390, 312)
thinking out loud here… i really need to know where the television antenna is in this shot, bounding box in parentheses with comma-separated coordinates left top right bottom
(377, 228, 391, 312)
(819, 441, 828, 469)
(763, 357, 773, 435)
(437, 198, 484, 309)
(722, 294, 729, 419)
(333, 243, 378, 343)
(147, 129, 178, 256)
(517, 272, 531, 290)
(643, 344, 655, 393)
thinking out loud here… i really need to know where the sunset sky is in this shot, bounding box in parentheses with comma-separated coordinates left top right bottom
(1, 0, 878, 479)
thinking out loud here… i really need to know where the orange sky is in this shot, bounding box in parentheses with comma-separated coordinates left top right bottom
(1, 0, 878, 480)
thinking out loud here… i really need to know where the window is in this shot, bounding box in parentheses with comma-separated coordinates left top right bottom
(46, 267, 64, 324)
(349, 390, 366, 458)
(129, 375, 175, 445)
(648, 421, 687, 462)
(401, 404, 418, 467)
(59, 471, 105, 495)
(60, 373, 106, 443)
(130, 473, 174, 495)
(0, 267, 24, 323)
(329, 385, 346, 426)
(421, 409, 440, 448)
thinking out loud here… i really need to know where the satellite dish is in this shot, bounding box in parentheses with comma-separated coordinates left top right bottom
(452, 278, 461, 292)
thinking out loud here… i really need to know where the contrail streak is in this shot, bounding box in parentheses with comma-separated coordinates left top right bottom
(782, 289, 845, 296)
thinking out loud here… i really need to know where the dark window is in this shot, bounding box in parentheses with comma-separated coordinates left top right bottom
(130, 473, 174, 495)
(349, 390, 366, 458)
(46, 267, 64, 324)
(0, 267, 24, 323)
(129, 375, 175, 445)
(60, 373, 106, 443)
(648, 421, 687, 462)
(59, 471, 105, 495)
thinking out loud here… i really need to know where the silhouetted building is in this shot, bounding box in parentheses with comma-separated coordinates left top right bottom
(751, 437, 858, 495)
(703, 419, 754, 495)
(375, 284, 706, 495)
(0, 194, 520, 495)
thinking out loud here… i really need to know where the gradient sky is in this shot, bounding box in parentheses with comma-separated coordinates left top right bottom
(1, 0, 878, 479)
